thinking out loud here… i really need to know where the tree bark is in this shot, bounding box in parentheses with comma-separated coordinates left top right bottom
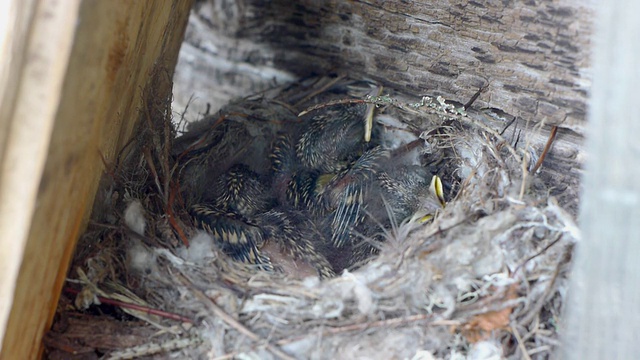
(176, 0, 592, 131)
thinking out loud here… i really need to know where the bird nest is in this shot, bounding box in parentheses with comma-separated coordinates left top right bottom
(47, 76, 577, 360)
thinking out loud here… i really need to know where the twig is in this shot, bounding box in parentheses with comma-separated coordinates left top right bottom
(276, 316, 458, 346)
(451, 166, 478, 203)
(518, 116, 534, 201)
(432, 213, 484, 238)
(458, 115, 521, 161)
(298, 98, 373, 117)
(167, 181, 190, 246)
(176, 273, 296, 360)
(63, 288, 193, 323)
(510, 322, 533, 360)
(88, 221, 156, 244)
(530, 125, 558, 175)
(512, 234, 564, 277)
(499, 116, 518, 136)
(324, 315, 456, 336)
(516, 244, 566, 327)
(294, 75, 345, 108)
(527, 345, 553, 356)
(464, 84, 488, 110)
(142, 147, 164, 199)
(162, 108, 172, 205)
(389, 138, 423, 159)
(212, 351, 240, 360)
(106, 336, 202, 360)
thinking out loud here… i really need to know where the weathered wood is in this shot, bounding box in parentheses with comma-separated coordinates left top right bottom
(0, 0, 81, 352)
(564, 1, 640, 358)
(0, 0, 193, 358)
(176, 0, 593, 135)
(0, 0, 38, 166)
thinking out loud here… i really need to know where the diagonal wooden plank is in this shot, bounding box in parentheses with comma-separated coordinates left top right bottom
(564, 1, 640, 358)
(0, 0, 193, 358)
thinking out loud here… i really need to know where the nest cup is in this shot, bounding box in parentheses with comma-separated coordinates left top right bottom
(50, 73, 578, 360)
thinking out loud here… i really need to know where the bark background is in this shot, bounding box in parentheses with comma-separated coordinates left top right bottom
(172, 0, 594, 213)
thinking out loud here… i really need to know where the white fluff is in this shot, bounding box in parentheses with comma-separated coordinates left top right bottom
(127, 240, 158, 276)
(177, 231, 216, 265)
(124, 200, 146, 236)
(467, 340, 504, 360)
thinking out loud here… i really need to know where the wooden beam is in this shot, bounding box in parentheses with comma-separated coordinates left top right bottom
(0, 0, 81, 351)
(564, 1, 640, 358)
(0, 0, 193, 358)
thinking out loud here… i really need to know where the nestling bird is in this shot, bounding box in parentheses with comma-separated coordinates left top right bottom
(173, 99, 299, 205)
(211, 164, 274, 217)
(179, 76, 444, 277)
(268, 92, 441, 271)
(190, 204, 273, 270)
(296, 103, 378, 174)
(189, 164, 274, 270)
(191, 149, 335, 277)
(255, 209, 335, 279)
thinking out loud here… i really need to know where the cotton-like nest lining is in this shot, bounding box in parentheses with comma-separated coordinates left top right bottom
(47, 76, 577, 360)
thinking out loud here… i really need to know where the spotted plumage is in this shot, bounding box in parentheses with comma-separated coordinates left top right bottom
(256, 209, 335, 279)
(190, 204, 272, 270)
(296, 103, 371, 173)
(321, 146, 388, 248)
(179, 81, 439, 277)
(213, 164, 272, 217)
(271, 132, 328, 215)
(377, 165, 432, 223)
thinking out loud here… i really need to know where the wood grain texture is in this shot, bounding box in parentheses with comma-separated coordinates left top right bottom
(0, 0, 80, 352)
(175, 0, 593, 135)
(0, 0, 37, 166)
(565, 1, 640, 358)
(0, 0, 193, 358)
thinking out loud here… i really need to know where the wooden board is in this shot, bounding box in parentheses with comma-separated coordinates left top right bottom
(565, 1, 640, 357)
(0, 0, 193, 358)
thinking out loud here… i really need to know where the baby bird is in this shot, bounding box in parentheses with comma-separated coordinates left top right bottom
(190, 204, 272, 270)
(255, 209, 335, 279)
(182, 78, 443, 277)
(211, 164, 273, 217)
(190, 164, 274, 270)
(296, 103, 375, 174)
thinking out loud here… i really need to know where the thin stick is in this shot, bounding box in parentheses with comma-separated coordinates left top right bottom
(512, 234, 564, 277)
(162, 109, 172, 205)
(499, 116, 518, 136)
(142, 147, 164, 199)
(63, 288, 193, 323)
(516, 246, 566, 327)
(530, 125, 558, 175)
(298, 98, 372, 117)
(294, 75, 345, 108)
(276, 316, 458, 346)
(167, 182, 190, 246)
(323, 315, 456, 336)
(511, 322, 533, 360)
(176, 274, 296, 360)
(464, 84, 488, 110)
